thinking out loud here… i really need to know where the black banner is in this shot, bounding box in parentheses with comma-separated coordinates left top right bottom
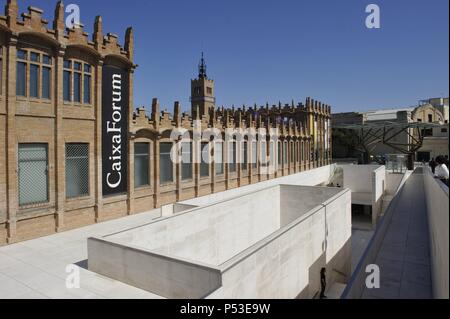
(102, 65, 129, 196)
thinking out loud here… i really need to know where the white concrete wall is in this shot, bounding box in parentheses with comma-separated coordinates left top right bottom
(161, 203, 198, 217)
(181, 164, 337, 207)
(382, 171, 409, 214)
(325, 190, 352, 265)
(88, 183, 352, 299)
(208, 207, 327, 299)
(280, 185, 345, 226)
(341, 164, 379, 194)
(424, 171, 449, 299)
(88, 237, 222, 299)
(372, 166, 386, 224)
(341, 164, 386, 227)
(207, 189, 352, 299)
(373, 166, 386, 202)
(385, 173, 404, 195)
(106, 186, 281, 266)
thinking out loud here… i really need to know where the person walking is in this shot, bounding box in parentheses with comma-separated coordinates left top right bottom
(429, 157, 437, 174)
(320, 268, 327, 299)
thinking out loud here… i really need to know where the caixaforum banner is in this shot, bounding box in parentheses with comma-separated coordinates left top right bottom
(102, 65, 129, 196)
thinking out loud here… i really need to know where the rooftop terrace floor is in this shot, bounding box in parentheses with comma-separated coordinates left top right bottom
(0, 209, 163, 299)
(361, 169, 432, 299)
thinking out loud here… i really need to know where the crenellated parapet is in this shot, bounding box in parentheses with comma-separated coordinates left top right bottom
(132, 97, 331, 142)
(0, 0, 133, 64)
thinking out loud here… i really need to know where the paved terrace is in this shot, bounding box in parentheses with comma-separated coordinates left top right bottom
(0, 210, 163, 299)
(361, 168, 432, 299)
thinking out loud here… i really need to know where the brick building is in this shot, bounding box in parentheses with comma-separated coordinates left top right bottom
(0, 0, 331, 245)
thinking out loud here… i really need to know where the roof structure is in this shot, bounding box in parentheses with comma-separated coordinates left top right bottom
(333, 122, 443, 169)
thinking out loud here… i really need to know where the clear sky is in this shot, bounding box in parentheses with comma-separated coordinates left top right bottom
(13, 0, 450, 113)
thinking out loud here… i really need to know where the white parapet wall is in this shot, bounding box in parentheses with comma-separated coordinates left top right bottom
(423, 169, 449, 299)
(180, 164, 337, 207)
(340, 164, 386, 226)
(160, 203, 198, 217)
(372, 166, 386, 224)
(88, 184, 352, 299)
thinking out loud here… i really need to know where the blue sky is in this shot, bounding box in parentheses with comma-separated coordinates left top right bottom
(12, 0, 450, 113)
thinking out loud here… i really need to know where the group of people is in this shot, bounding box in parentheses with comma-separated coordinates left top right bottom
(429, 156, 449, 186)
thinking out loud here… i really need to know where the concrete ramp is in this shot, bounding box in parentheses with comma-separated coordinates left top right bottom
(361, 169, 432, 298)
(343, 168, 435, 299)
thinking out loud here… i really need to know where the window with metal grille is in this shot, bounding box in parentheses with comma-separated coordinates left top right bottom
(200, 142, 210, 177)
(66, 143, 89, 199)
(160, 142, 173, 184)
(18, 144, 49, 206)
(181, 142, 192, 180)
(135, 143, 150, 188)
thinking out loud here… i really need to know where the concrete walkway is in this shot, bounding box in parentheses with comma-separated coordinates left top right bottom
(351, 229, 374, 273)
(0, 209, 164, 299)
(362, 169, 432, 299)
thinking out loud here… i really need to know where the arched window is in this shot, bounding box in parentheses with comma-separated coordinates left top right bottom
(135, 142, 150, 188)
(251, 141, 257, 169)
(181, 142, 192, 181)
(200, 141, 210, 177)
(215, 141, 224, 175)
(277, 141, 282, 166)
(283, 141, 288, 165)
(228, 138, 237, 173)
(241, 141, 248, 172)
(269, 141, 275, 168)
(160, 142, 174, 184)
(290, 141, 294, 163)
(260, 138, 267, 168)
